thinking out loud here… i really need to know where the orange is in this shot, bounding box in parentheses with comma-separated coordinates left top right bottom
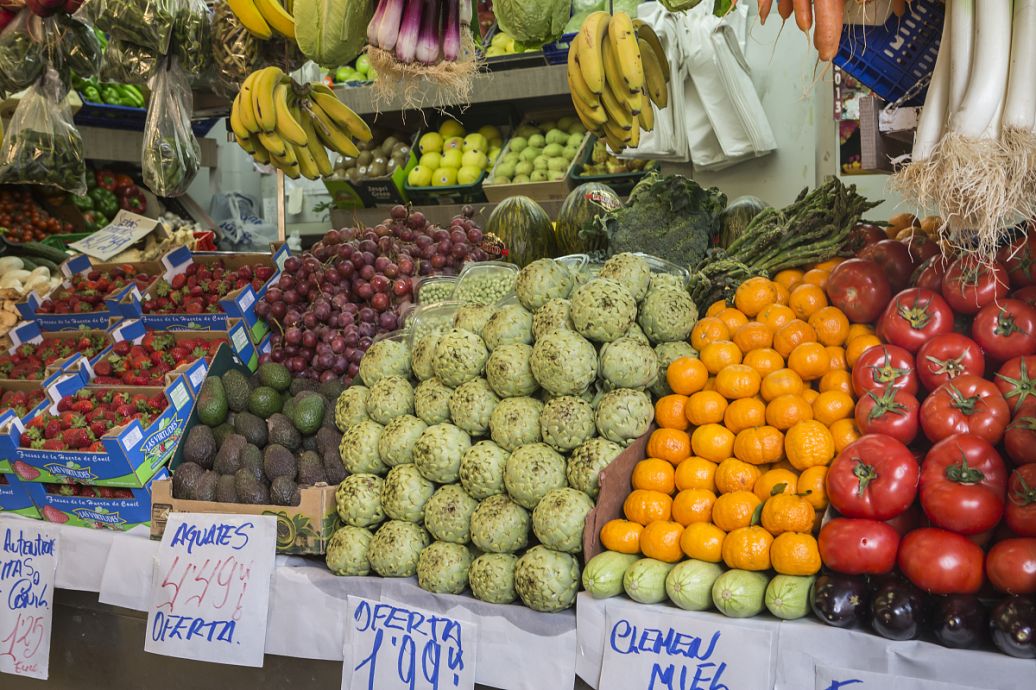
(732, 321, 774, 352)
(758, 303, 796, 332)
(600, 519, 643, 554)
(640, 521, 685, 563)
(672, 488, 717, 526)
(734, 277, 779, 317)
(826, 346, 848, 372)
(742, 348, 784, 379)
(761, 368, 805, 401)
(754, 468, 800, 502)
(733, 425, 785, 465)
(711, 490, 762, 532)
(765, 394, 814, 430)
(784, 420, 836, 470)
(646, 428, 692, 465)
(722, 526, 773, 571)
(715, 364, 761, 400)
(813, 390, 854, 426)
(667, 357, 708, 395)
(789, 283, 828, 320)
(680, 522, 726, 562)
(724, 397, 766, 433)
(808, 306, 851, 346)
(829, 418, 861, 453)
(847, 323, 875, 342)
(773, 269, 804, 289)
(691, 317, 731, 351)
(715, 458, 762, 494)
(800, 269, 831, 289)
(797, 465, 829, 511)
(632, 458, 677, 494)
(819, 369, 852, 395)
(623, 489, 673, 525)
(788, 341, 830, 381)
(801, 388, 819, 404)
(675, 457, 718, 492)
(715, 307, 749, 334)
(691, 424, 735, 462)
(846, 334, 882, 367)
(761, 493, 816, 535)
(700, 340, 742, 374)
(706, 300, 729, 317)
(655, 395, 690, 430)
(773, 281, 790, 306)
(684, 390, 728, 426)
(815, 257, 844, 272)
(773, 319, 817, 358)
(770, 533, 822, 576)
(702, 377, 717, 392)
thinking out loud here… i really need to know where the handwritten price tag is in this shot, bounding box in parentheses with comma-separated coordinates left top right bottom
(815, 664, 988, 690)
(144, 513, 276, 667)
(343, 596, 476, 690)
(69, 210, 159, 262)
(0, 521, 59, 680)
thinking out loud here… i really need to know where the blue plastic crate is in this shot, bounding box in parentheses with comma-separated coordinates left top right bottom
(833, 0, 945, 107)
(543, 32, 578, 65)
(74, 98, 219, 137)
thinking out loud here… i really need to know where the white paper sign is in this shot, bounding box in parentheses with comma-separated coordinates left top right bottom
(69, 210, 159, 261)
(599, 604, 774, 690)
(343, 595, 477, 690)
(815, 663, 987, 690)
(144, 513, 276, 667)
(0, 521, 59, 680)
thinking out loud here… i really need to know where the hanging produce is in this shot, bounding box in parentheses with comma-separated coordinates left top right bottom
(225, 0, 295, 39)
(229, 65, 372, 179)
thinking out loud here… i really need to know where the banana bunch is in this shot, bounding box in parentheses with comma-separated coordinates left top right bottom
(567, 11, 671, 153)
(226, 0, 296, 39)
(229, 66, 373, 180)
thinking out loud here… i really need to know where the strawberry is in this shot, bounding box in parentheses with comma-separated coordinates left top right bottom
(88, 441, 105, 452)
(44, 419, 61, 439)
(43, 439, 65, 450)
(115, 403, 135, 419)
(61, 428, 91, 449)
(93, 360, 113, 376)
(171, 273, 187, 290)
(89, 420, 107, 438)
(113, 341, 132, 356)
(71, 399, 95, 414)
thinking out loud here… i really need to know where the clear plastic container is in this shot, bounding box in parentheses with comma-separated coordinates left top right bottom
(407, 300, 466, 350)
(634, 252, 692, 287)
(454, 261, 518, 305)
(414, 275, 457, 304)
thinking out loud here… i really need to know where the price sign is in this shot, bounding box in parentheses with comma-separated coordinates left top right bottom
(343, 596, 477, 690)
(0, 521, 59, 680)
(70, 210, 159, 261)
(599, 603, 774, 690)
(144, 514, 276, 667)
(815, 664, 988, 690)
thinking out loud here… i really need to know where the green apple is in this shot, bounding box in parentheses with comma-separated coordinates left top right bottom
(509, 136, 528, 153)
(457, 166, 482, 185)
(519, 147, 540, 162)
(563, 146, 579, 161)
(478, 125, 502, 143)
(557, 116, 576, 131)
(567, 133, 584, 148)
(530, 170, 548, 182)
(503, 151, 520, 164)
(528, 133, 546, 149)
(547, 157, 567, 172)
(546, 129, 568, 146)
(440, 149, 463, 169)
(462, 133, 488, 153)
(407, 165, 433, 187)
(513, 173, 531, 183)
(334, 67, 353, 83)
(488, 147, 502, 163)
(547, 170, 566, 181)
(516, 125, 538, 138)
(495, 162, 516, 179)
(515, 161, 533, 176)
(539, 121, 557, 133)
(532, 157, 548, 171)
(438, 120, 465, 139)
(491, 175, 512, 184)
(419, 132, 444, 154)
(543, 143, 564, 158)
(419, 152, 442, 170)
(432, 167, 458, 186)
(461, 150, 488, 169)
(355, 54, 371, 74)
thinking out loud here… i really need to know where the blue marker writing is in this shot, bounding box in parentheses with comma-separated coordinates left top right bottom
(169, 521, 253, 554)
(824, 681, 864, 690)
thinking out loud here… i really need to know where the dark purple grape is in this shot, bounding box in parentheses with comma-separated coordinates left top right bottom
(433, 229, 449, 242)
(284, 256, 301, 272)
(392, 278, 411, 296)
(391, 205, 407, 220)
(347, 363, 359, 378)
(371, 293, 390, 311)
(356, 282, 372, 300)
(371, 275, 390, 293)
(302, 331, 317, 349)
(467, 227, 483, 243)
(283, 289, 299, 305)
(431, 254, 446, 269)
(462, 205, 474, 219)
(450, 229, 466, 245)
(359, 307, 376, 323)
(408, 211, 427, 229)
(358, 336, 373, 350)
(452, 243, 469, 258)
(271, 302, 287, 320)
(266, 287, 283, 302)
(255, 301, 271, 319)
(379, 312, 398, 330)
(259, 353, 273, 365)
(416, 234, 432, 249)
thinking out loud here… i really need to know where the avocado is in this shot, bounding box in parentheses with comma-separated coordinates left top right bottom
(223, 370, 252, 413)
(172, 462, 205, 499)
(213, 433, 247, 475)
(215, 474, 238, 503)
(270, 476, 301, 506)
(319, 380, 346, 401)
(267, 413, 301, 451)
(258, 362, 291, 392)
(301, 434, 318, 451)
(233, 473, 269, 505)
(323, 450, 347, 485)
(263, 443, 297, 480)
(239, 444, 265, 482)
(321, 401, 337, 429)
(290, 378, 319, 396)
(281, 396, 296, 421)
(291, 394, 326, 435)
(195, 471, 219, 502)
(297, 450, 327, 486)
(248, 386, 282, 418)
(197, 377, 228, 426)
(315, 427, 342, 457)
(183, 425, 217, 469)
(234, 412, 268, 447)
(212, 422, 235, 447)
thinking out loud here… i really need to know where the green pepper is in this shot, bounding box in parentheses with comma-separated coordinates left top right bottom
(82, 85, 101, 103)
(118, 84, 144, 108)
(71, 194, 94, 212)
(81, 210, 109, 232)
(101, 86, 122, 106)
(88, 188, 118, 217)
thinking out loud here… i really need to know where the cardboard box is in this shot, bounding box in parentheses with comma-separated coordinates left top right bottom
(25, 470, 167, 530)
(2, 321, 112, 382)
(0, 371, 82, 474)
(108, 316, 261, 375)
(581, 428, 652, 563)
(0, 473, 41, 519)
(483, 109, 585, 203)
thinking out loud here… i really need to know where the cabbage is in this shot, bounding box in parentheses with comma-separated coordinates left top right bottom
(765, 575, 815, 620)
(494, 0, 569, 44)
(293, 0, 372, 68)
(665, 560, 724, 611)
(582, 551, 639, 599)
(712, 569, 769, 618)
(572, 0, 604, 12)
(623, 558, 674, 604)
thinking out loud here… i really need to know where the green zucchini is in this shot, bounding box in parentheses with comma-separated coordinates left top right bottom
(18, 256, 37, 270)
(14, 241, 70, 264)
(30, 257, 59, 273)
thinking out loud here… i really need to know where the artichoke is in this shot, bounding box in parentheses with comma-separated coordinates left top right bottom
(448, 377, 500, 436)
(365, 375, 415, 425)
(411, 332, 441, 382)
(539, 396, 596, 452)
(595, 388, 653, 445)
(470, 494, 530, 553)
(570, 278, 637, 343)
(516, 258, 574, 311)
(623, 322, 651, 345)
(489, 396, 543, 451)
(459, 440, 510, 499)
(598, 337, 659, 390)
(366, 520, 430, 577)
(381, 464, 436, 523)
(335, 385, 370, 432)
(413, 423, 472, 483)
(468, 553, 518, 604)
(325, 526, 374, 576)
(485, 343, 539, 398)
(504, 443, 567, 509)
(530, 328, 598, 396)
(566, 437, 623, 498)
(600, 252, 651, 302)
(433, 328, 489, 387)
(424, 484, 479, 544)
(416, 542, 473, 595)
(532, 298, 573, 340)
(339, 420, 388, 475)
(414, 378, 454, 425)
(638, 287, 698, 344)
(358, 338, 411, 385)
(377, 415, 428, 467)
(514, 546, 580, 612)
(532, 488, 594, 554)
(650, 272, 687, 292)
(482, 303, 534, 351)
(335, 473, 385, 528)
(453, 303, 496, 336)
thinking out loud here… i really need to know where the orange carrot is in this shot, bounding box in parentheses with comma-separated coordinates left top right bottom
(793, 0, 813, 31)
(814, 0, 845, 61)
(892, 0, 907, 17)
(760, 0, 773, 24)
(778, 0, 793, 21)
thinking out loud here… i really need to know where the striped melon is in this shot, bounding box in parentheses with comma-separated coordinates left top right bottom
(486, 196, 557, 267)
(555, 183, 621, 255)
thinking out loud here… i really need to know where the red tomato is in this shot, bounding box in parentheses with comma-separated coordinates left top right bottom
(859, 240, 918, 293)
(904, 234, 941, 266)
(1006, 465, 1036, 536)
(898, 528, 986, 594)
(854, 387, 919, 444)
(998, 230, 1036, 288)
(1011, 285, 1036, 308)
(942, 256, 1010, 315)
(919, 375, 1011, 444)
(913, 254, 952, 292)
(826, 258, 893, 324)
(1005, 408, 1036, 466)
(877, 288, 955, 353)
(851, 344, 918, 397)
(986, 538, 1036, 594)
(818, 518, 900, 575)
(972, 299, 1036, 363)
(994, 356, 1036, 413)
(827, 434, 920, 520)
(915, 334, 986, 392)
(920, 434, 1008, 534)
(850, 222, 889, 249)
(885, 502, 923, 537)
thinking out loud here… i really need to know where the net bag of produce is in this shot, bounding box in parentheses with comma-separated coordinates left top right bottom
(0, 10, 44, 94)
(0, 68, 87, 194)
(172, 0, 212, 77)
(142, 58, 200, 197)
(101, 37, 160, 84)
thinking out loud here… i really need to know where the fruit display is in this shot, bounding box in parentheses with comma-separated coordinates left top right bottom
(484, 196, 557, 266)
(407, 119, 503, 189)
(139, 260, 274, 315)
(1, 387, 48, 419)
(0, 332, 108, 380)
(72, 76, 146, 108)
(332, 54, 378, 84)
(225, 0, 297, 40)
(36, 265, 152, 315)
(576, 137, 655, 177)
(483, 27, 541, 57)
(485, 118, 585, 186)
(91, 334, 223, 386)
(0, 188, 77, 243)
(328, 131, 413, 184)
(19, 388, 168, 452)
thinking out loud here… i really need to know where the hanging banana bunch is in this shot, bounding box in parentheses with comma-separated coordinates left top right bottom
(567, 11, 671, 153)
(226, 0, 296, 39)
(229, 66, 373, 179)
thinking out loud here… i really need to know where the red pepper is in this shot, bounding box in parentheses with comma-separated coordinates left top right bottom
(94, 170, 118, 192)
(113, 174, 136, 191)
(119, 190, 147, 214)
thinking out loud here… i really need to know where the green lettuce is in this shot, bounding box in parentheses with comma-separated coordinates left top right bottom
(494, 0, 569, 44)
(293, 0, 372, 68)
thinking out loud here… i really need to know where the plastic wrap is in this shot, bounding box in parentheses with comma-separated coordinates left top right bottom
(142, 59, 200, 197)
(47, 14, 102, 80)
(0, 68, 86, 194)
(88, 0, 176, 54)
(173, 0, 211, 76)
(0, 10, 44, 93)
(102, 37, 159, 84)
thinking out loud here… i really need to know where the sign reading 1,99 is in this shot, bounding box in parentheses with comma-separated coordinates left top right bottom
(0, 521, 59, 681)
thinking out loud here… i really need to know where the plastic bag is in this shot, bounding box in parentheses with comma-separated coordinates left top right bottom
(210, 192, 276, 251)
(87, 0, 176, 54)
(0, 68, 87, 194)
(210, 0, 262, 98)
(0, 10, 44, 94)
(102, 37, 159, 84)
(46, 14, 103, 81)
(173, 0, 212, 76)
(142, 58, 200, 197)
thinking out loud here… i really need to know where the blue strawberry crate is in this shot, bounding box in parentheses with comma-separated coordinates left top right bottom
(833, 0, 945, 107)
(74, 99, 219, 137)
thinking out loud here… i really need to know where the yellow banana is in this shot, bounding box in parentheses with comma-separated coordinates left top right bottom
(252, 67, 282, 134)
(576, 12, 609, 94)
(256, 130, 288, 158)
(306, 103, 360, 157)
(640, 38, 669, 109)
(310, 88, 372, 142)
(227, 0, 272, 39)
(622, 88, 643, 116)
(271, 142, 298, 167)
(250, 137, 271, 165)
(608, 12, 644, 93)
(603, 119, 632, 149)
(602, 38, 624, 101)
(572, 91, 607, 131)
(634, 19, 670, 83)
(601, 78, 633, 131)
(237, 72, 261, 133)
(229, 95, 253, 141)
(273, 83, 308, 146)
(568, 39, 601, 113)
(293, 141, 320, 180)
(602, 127, 627, 153)
(253, 0, 295, 38)
(638, 102, 654, 132)
(301, 111, 333, 176)
(234, 133, 256, 154)
(628, 118, 641, 148)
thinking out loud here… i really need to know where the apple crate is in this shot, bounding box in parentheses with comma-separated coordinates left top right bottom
(483, 108, 587, 203)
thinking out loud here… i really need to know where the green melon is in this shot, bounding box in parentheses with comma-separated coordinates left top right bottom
(555, 183, 622, 255)
(486, 196, 558, 267)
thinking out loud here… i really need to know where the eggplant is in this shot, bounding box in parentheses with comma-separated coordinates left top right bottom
(990, 596, 1036, 659)
(870, 577, 927, 641)
(931, 595, 987, 649)
(811, 573, 870, 628)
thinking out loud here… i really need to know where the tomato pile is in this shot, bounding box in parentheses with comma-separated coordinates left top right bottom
(0, 188, 75, 243)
